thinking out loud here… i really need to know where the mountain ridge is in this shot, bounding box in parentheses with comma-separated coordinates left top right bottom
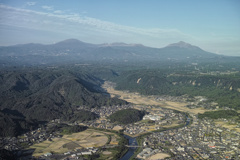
(0, 39, 238, 66)
(166, 41, 200, 49)
(0, 39, 206, 51)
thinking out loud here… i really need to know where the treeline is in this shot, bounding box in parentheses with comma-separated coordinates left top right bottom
(88, 128, 128, 159)
(114, 70, 240, 109)
(109, 108, 146, 124)
(61, 125, 88, 134)
(112, 130, 128, 159)
(66, 110, 99, 123)
(198, 110, 239, 119)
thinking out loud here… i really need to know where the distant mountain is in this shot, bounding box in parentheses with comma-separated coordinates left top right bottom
(99, 42, 144, 47)
(166, 41, 201, 49)
(158, 41, 217, 61)
(1, 39, 236, 66)
(53, 39, 96, 48)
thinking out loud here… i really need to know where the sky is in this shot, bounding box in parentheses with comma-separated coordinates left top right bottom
(0, 0, 240, 56)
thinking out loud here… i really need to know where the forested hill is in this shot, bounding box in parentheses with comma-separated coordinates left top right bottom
(109, 108, 146, 124)
(0, 68, 127, 122)
(114, 70, 240, 109)
(0, 109, 38, 137)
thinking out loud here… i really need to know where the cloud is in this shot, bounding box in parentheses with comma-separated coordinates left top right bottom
(53, 10, 63, 14)
(0, 4, 194, 48)
(42, 5, 54, 11)
(26, 2, 36, 6)
(1, 4, 239, 55)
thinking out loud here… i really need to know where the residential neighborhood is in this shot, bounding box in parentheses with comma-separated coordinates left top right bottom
(1, 100, 240, 159)
(140, 114, 240, 159)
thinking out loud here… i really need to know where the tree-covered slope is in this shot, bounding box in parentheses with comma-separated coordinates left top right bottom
(114, 70, 240, 109)
(0, 68, 127, 122)
(66, 110, 99, 123)
(0, 109, 38, 137)
(109, 108, 146, 124)
(198, 110, 239, 119)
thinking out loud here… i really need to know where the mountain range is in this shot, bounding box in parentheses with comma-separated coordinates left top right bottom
(1, 39, 237, 66)
(0, 39, 240, 137)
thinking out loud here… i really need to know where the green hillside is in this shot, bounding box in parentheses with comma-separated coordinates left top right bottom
(109, 108, 146, 124)
(0, 68, 127, 136)
(198, 110, 239, 119)
(0, 109, 38, 137)
(114, 70, 240, 109)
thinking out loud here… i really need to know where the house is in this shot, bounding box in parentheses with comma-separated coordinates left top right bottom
(177, 146, 184, 152)
(81, 151, 92, 155)
(44, 152, 52, 156)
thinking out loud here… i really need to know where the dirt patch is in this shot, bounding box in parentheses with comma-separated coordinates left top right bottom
(63, 142, 80, 150)
(103, 151, 112, 155)
(147, 152, 170, 160)
(112, 125, 123, 131)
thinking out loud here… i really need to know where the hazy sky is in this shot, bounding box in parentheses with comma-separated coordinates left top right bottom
(0, 0, 240, 56)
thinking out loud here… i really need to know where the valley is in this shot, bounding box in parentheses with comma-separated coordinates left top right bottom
(1, 39, 240, 160)
(102, 81, 207, 115)
(1, 71, 240, 160)
(1, 0, 240, 159)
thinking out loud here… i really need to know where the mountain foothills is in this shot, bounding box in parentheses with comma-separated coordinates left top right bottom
(114, 70, 240, 109)
(0, 39, 240, 138)
(109, 108, 146, 124)
(0, 68, 127, 136)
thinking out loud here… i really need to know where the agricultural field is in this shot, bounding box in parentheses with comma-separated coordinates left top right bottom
(29, 129, 120, 157)
(148, 152, 171, 160)
(215, 121, 240, 133)
(103, 81, 208, 115)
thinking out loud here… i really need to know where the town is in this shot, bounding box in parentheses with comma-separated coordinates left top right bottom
(138, 114, 240, 159)
(1, 97, 240, 160)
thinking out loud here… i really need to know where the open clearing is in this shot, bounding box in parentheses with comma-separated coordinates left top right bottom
(103, 81, 207, 115)
(148, 152, 170, 159)
(215, 121, 240, 132)
(29, 128, 119, 157)
(103, 151, 112, 155)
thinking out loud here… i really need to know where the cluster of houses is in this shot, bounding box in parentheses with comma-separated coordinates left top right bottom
(78, 104, 133, 118)
(62, 147, 98, 159)
(137, 148, 160, 159)
(1, 99, 240, 160)
(77, 105, 185, 136)
(141, 114, 240, 159)
(123, 106, 185, 135)
(1, 127, 62, 152)
(154, 94, 188, 103)
(39, 147, 98, 160)
(155, 94, 220, 110)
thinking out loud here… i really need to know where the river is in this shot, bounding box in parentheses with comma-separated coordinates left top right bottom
(120, 116, 191, 160)
(120, 135, 137, 160)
